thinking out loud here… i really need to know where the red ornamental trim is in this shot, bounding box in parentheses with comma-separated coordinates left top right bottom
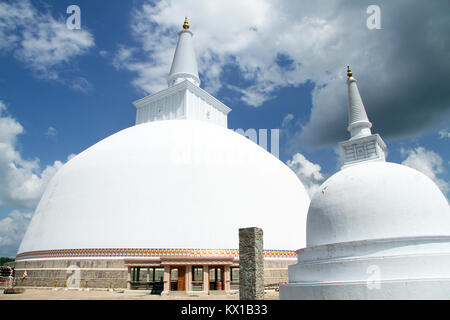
(16, 248, 296, 260)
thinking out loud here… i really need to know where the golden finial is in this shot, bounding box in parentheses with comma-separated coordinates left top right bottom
(183, 17, 189, 29)
(347, 65, 355, 80)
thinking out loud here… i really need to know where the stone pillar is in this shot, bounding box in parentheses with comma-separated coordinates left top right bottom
(203, 265, 209, 292)
(239, 227, 264, 300)
(186, 265, 192, 292)
(224, 266, 231, 292)
(146, 268, 150, 283)
(126, 267, 131, 290)
(162, 266, 170, 295)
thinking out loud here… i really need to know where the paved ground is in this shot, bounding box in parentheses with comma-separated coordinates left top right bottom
(0, 288, 279, 300)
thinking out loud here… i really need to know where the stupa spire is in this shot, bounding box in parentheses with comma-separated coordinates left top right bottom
(340, 66, 386, 168)
(167, 17, 200, 87)
(133, 19, 231, 127)
(183, 17, 189, 29)
(346, 66, 372, 139)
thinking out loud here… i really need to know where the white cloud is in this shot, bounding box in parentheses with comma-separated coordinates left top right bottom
(401, 147, 449, 196)
(0, 100, 6, 113)
(0, 101, 71, 256)
(115, 0, 450, 148)
(333, 145, 347, 171)
(286, 153, 325, 198)
(0, 102, 65, 210)
(281, 113, 295, 139)
(0, 210, 32, 247)
(113, 0, 289, 98)
(69, 76, 93, 93)
(0, 0, 94, 82)
(439, 129, 450, 139)
(114, 0, 355, 102)
(282, 113, 294, 129)
(45, 126, 57, 137)
(226, 84, 274, 107)
(0, 0, 33, 50)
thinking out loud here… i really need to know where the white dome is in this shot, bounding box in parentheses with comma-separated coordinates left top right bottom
(307, 161, 450, 247)
(19, 120, 310, 254)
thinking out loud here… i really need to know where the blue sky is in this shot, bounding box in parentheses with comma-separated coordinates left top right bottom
(0, 0, 449, 257)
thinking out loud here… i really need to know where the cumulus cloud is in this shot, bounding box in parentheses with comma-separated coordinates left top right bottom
(281, 113, 295, 138)
(0, 101, 72, 256)
(0, 209, 32, 257)
(0, 210, 32, 247)
(115, 0, 450, 148)
(0, 0, 94, 84)
(401, 147, 449, 197)
(282, 114, 294, 129)
(67, 153, 77, 161)
(0, 100, 6, 113)
(0, 102, 64, 210)
(283, 1, 450, 149)
(439, 129, 450, 139)
(286, 153, 325, 198)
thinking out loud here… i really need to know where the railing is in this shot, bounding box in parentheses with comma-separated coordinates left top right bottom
(0, 276, 15, 289)
(192, 281, 203, 291)
(0, 267, 14, 289)
(129, 281, 164, 294)
(264, 282, 284, 291)
(130, 281, 150, 289)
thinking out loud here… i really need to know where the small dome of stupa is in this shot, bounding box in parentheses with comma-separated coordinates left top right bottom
(307, 161, 450, 247)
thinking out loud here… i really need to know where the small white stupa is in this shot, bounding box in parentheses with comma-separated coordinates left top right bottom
(280, 66, 450, 299)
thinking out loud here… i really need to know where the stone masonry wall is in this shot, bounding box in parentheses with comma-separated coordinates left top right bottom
(10, 259, 127, 289)
(7, 257, 295, 289)
(263, 259, 296, 286)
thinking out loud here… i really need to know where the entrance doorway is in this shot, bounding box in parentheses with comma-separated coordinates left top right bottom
(209, 267, 223, 290)
(170, 267, 185, 291)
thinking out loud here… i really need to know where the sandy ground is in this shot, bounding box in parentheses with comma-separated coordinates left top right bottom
(0, 287, 279, 300)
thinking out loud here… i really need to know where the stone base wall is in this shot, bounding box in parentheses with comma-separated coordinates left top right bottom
(263, 259, 296, 286)
(9, 258, 296, 289)
(10, 259, 128, 289)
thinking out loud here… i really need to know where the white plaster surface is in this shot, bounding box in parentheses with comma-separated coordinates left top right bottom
(281, 161, 450, 299)
(281, 67, 450, 300)
(134, 80, 230, 128)
(18, 120, 310, 254)
(280, 236, 450, 299)
(307, 161, 450, 247)
(168, 29, 200, 87)
(280, 278, 450, 300)
(346, 78, 371, 138)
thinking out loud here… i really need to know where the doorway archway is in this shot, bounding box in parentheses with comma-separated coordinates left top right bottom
(209, 267, 223, 290)
(170, 267, 185, 291)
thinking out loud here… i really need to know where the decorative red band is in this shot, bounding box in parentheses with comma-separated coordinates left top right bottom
(16, 248, 297, 260)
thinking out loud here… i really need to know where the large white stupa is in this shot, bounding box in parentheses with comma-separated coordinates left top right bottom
(280, 67, 450, 299)
(15, 19, 310, 293)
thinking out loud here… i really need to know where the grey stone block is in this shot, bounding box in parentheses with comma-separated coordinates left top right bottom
(239, 227, 264, 300)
